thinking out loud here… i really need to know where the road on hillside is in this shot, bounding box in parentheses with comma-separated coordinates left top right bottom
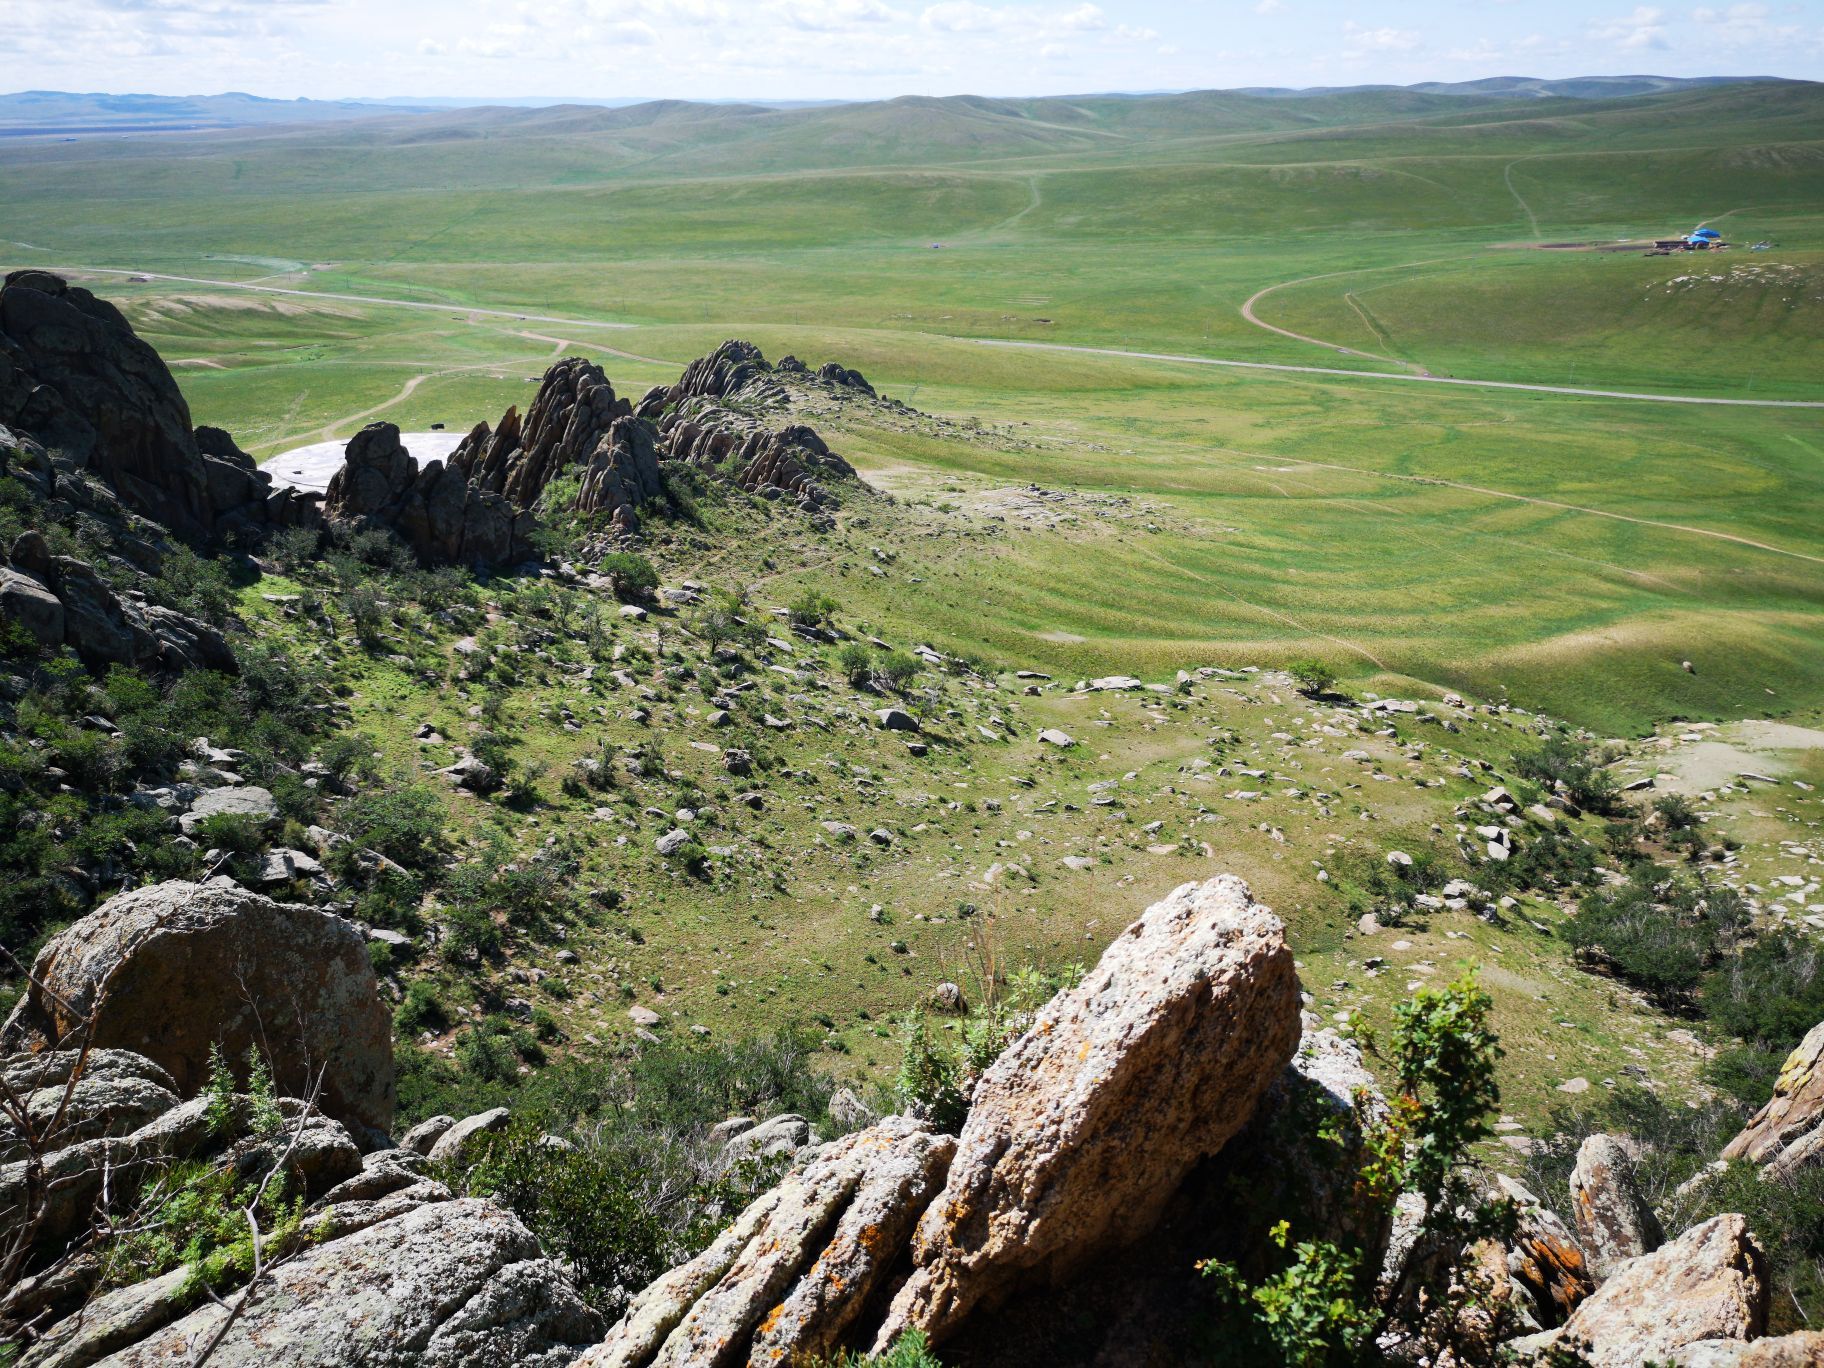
(46, 266, 638, 331)
(971, 339, 1824, 410)
(42, 264, 1824, 410)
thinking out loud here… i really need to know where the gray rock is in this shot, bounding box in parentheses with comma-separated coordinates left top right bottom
(90, 1198, 602, 1366)
(1552, 1214, 1768, 1367)
(428, 1107, 511, 1167)
(1, 880, 395, 1135)
(1571, 1133, 1664, 1281)
(400, 1114, 458, 1157)
(720, 1113, 811, 1167)
(876, 874, 1302, 1349)
(0, 566, 64, 648)
(582, 1117, 953, 1368)
(179, 786, 279, 834)
(874, 707, 919, 732)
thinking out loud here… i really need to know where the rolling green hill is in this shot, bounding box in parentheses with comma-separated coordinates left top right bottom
(4, 78, 1821, 728)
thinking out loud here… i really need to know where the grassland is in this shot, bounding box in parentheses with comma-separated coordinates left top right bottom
(7, 79, 1824, 1144)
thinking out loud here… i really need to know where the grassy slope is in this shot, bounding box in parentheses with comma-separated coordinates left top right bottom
(5, 80, 1822, 734)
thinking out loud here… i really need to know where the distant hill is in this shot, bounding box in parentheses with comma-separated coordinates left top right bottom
(1236, 75, 1802, 100)
(4, 77, 1812, 140)
(0, 90, 436, 137)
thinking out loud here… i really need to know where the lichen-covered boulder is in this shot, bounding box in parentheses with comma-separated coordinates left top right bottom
(1571, 1133, 1664, 1281)
(580, 1116, 954, 1368)
(1550, 1214, 1768, 1367)
(1722, 1019, 1824, 1180)
(43, 1197, 602, 1367)
(0, 879, 395, 1135)
(875, 874, 1302, 1349)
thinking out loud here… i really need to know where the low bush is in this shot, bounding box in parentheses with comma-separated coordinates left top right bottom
(1513, 735, 1620, 814)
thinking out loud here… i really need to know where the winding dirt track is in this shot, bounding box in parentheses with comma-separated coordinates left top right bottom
(45, 263, 1824, 410)
(971, 338, 1824, 410)
(46, 266, 638, 331)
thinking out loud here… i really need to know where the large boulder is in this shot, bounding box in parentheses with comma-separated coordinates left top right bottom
(874, 874, 1302, 1349)
(33, 1197, 602, 1367)
(0, 879, 395, 1135)
(0, 270, 212, 540)
(1722, 1019, 1824, 1180)
(1571, 1133, 1664, 1281)
(1549, 1214, 1768, 1367)
(581, 1116, 954, 1368)
(1673, 1332, 1824, 1365)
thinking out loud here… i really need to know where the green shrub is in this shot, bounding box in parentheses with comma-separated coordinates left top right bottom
(1287, 659, 1337, 698)
(397, 981, 449, 1035)
(818, 1332, 944, 1368)
(337, 785, 447, 871)
(1514, 735, 1620, 814)
(835, 641, 872, 687)
(1563, 869, 1735, 1009)
(878, 650, 920, 690)
(598, 552, 658, 601)
(787, 590, 838, 630)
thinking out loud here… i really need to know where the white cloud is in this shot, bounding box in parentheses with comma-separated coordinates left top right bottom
(1587, 6, 1670, 50)
(1254, 0, 1283, 13)
(1342, 20, 1421, 52)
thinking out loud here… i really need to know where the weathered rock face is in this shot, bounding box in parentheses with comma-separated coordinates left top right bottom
(1553, 1214, 1768, 1368)
(662, 412, 855, 517)
(449, 359, 660, 535)
(0, 1049, 179, 1162)
(1571, 1133, 1664, 1281)
(1494, 1175, 1596, 1332)
(323, 422, 534, 567)
(0, 271, 316, 543)
(667, 339, 770, 404)
(1722, 1019, 1824, 1181)
(574, 415, 664, 534)
(877, 874, 1302, 1349)
(0, 270, 212, 540)
(580, 1116, 954, 1368)
(0, 549, 234, 674)
(23, 1196, 602, 1368)
(0, 879, 395, 1135)
(1673, 1331, 1824, 1366)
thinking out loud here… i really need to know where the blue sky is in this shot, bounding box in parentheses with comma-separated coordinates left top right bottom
(7, 0, 1822, 101)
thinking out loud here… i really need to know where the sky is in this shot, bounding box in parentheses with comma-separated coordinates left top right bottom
(6, 0, 1823, 103)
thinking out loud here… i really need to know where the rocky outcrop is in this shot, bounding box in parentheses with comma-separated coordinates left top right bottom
(453, 356, 633, 508)
(667, 339, 770, 404)
(449, 359, 661, 535)
(11, 1101, 603, 1368)
(323, 422, 536, 567)
(581, 1116, 953, 1368)
(574, 415, 664, 534)
(581, 874, 1300, 1364)
(1540, 1214, 1768, 1367)
(0, 542, 234, 674)
(0, 271, 316, 543)
(1494, 1175, 1595, 1332)
(0, 1049, 179, 1162)
(1571, 1133, 1664, 1281)
(662, 411, 855, 517)
(1, 878, 395, 1136)
(877, 874, 1302, 1349)
(1722, 1019, 1824, 1180)
(1673, 1331, 1824, 1365)
(52, 1197, 602, 1367)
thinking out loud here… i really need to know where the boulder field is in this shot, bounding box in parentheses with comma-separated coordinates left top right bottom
(3, 873, 1818, 1367)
